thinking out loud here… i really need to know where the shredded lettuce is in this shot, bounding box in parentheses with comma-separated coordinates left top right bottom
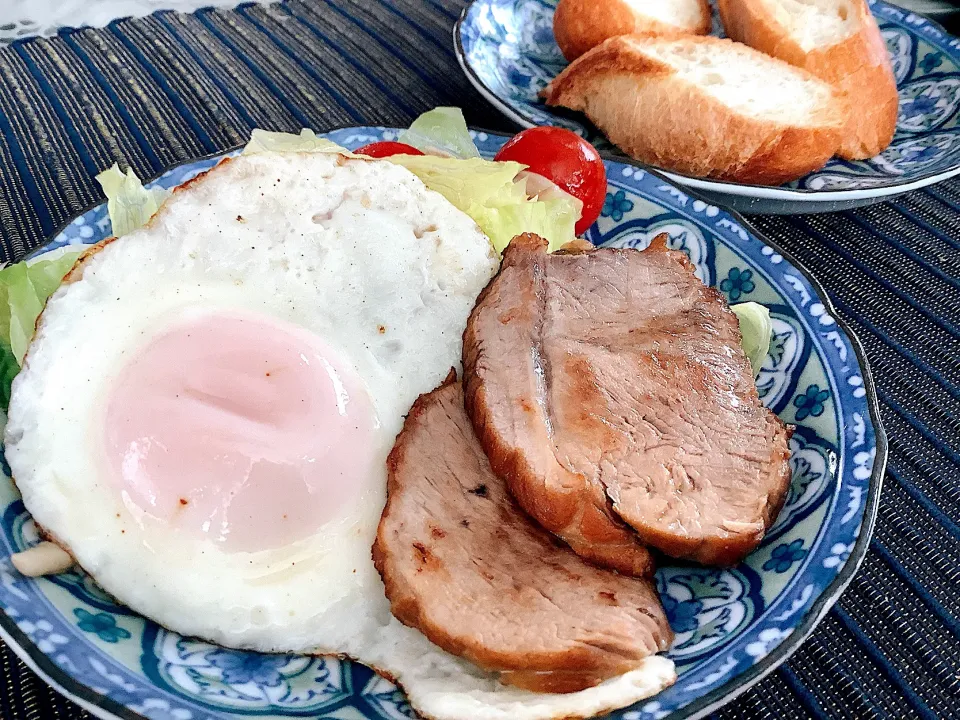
(0, 246, 85, 407)
(398, 107, 481, 159)
(732, 302, 773, 377)
(96, 164, 170, 238)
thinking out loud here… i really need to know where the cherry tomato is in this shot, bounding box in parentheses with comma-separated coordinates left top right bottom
(354, 141, 425, 158)
(494, 127, 606, 235)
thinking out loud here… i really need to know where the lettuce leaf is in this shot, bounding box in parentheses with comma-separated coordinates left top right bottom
(26, 246, 84, 300)
(387, 154, 576, 253)
(0, 342, 18, 410)
(386, 154, 525, 210)
(731, 302, 772, 377)
(0, 246, 85, 407)
(398, 107, 480, 159)
(243, 129, 358, 156)
(465, 195, 578, 255)
(3, 247, 86, 361)
(96, 164, 170, 238)
(1, 264, 44, 368)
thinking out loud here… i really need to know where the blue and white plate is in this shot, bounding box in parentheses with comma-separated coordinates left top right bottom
(455, 0, 960, 213)
(0, 128, 885, 720)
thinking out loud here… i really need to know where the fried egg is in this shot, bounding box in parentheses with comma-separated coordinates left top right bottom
(5, 151, 674, 720)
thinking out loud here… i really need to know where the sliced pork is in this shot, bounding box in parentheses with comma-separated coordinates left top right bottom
(463, 233, 792, 566)
(373, 380, 673, 694)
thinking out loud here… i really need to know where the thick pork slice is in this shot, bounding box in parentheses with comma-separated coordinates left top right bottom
(373, 380, 673, 694)
(463, 234, 792, 566)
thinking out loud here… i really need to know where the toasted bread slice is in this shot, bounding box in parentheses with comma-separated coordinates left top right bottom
(543, 34, 846, 185)
(554, 0, 712, 60)
(718, 0, 898, 159)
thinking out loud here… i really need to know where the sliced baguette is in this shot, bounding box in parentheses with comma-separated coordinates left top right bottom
(718, 0, 897, 159)
(544, 34, 846, 185)
(554, 0, 711, 61)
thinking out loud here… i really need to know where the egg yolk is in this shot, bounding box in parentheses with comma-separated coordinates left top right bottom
(104, 311, 378, 553)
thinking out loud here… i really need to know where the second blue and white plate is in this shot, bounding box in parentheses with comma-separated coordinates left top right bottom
(456, 0, 960, 213)
(0, 128, 885, 720)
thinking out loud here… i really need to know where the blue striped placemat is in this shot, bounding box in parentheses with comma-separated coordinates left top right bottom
(0, 1, 957, 718)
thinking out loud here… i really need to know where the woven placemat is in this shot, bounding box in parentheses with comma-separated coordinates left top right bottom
(0, 1, 957, 717)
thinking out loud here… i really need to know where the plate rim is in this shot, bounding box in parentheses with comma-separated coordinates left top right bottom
(1, 130, 888, 720)
(453, 0, 960, 203)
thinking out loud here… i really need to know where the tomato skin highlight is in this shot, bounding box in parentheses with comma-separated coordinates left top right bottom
(494, 127, 607, 235)
(354, 141, 425, 158)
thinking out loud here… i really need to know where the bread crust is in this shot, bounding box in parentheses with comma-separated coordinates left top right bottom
(554, 0, 711, 61)
(718, 0, 897, 159)
(544, 35, 845, 185)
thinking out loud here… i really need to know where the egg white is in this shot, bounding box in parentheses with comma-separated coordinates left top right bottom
(5, 151, 675, 720)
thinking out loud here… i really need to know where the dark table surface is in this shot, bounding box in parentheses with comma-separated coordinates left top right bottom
(0, 1, 958, 718)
